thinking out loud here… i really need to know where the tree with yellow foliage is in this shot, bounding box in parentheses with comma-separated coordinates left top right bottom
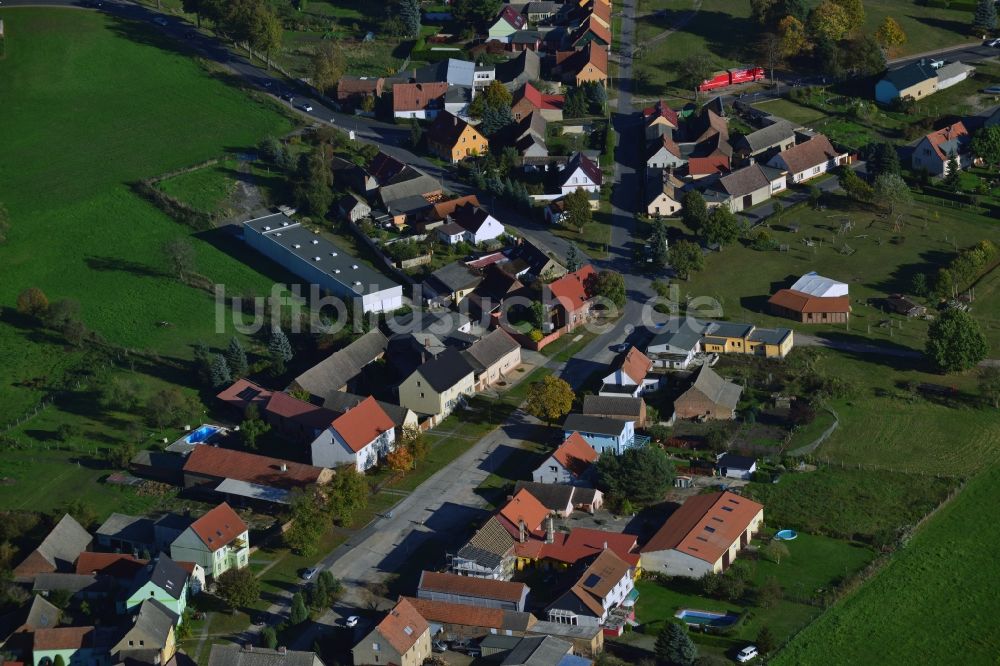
(875, 17, 907, 53)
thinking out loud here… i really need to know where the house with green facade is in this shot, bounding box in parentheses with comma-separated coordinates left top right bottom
(120, 556, 189, 623)
(32, 626, 110, 666)
(169, 502, 249, 580)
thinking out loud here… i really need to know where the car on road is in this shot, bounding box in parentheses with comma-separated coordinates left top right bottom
(153, 17, 168, 26)
(345, 616, 360, 628)
(299, 103, 314, 112)
(300, 567, 318, 581)
(736, 646, 758, 662)
(983, 86, 1000, 94)
(262, 80, 273, 88)
(432, 641, 448, 653)
(280, 93, 294, 102)
(609, 342, 629, 353)
(985, 38, 1000, 47)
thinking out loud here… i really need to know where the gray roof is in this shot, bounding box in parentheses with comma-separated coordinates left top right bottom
(321, 391, 413, 429)
(380, 173, 441, 207)
(717, 453, 756, 471)
(208, 645, 325, 666)
(32, 514, 93, 571)
(463, 328, 520, 373)
(528, 620, 604, 641)
(115, 599, 178, 654)
(687, 365, 742, 411)
(131, 450, 186, 471)
(414, 58, 476, 87)
(514, 481, 576, 511)
(426, 261, 484, 295)
(142, 555, 188, 600)
(96, 513, 155, 544)
(582, 394, 644, 418)
(502, 635, 572, 666)
(23, 594, 61, 630)
(747, 326, 792, 346)
(458, 517, 516, 567)
(497, 50, 541, 88)
(215, 478, 291, 505)
(526, 1, 558, 13)
(881, 60, 937, 91)
(563, 414, 630, 436)
(243, 213, 400, 296)
(704, 320, 754, 339)
(510, 29, 542, 44)
(937, 62, 973, 81)
(444, 84, 473, 105)
(293, 328, 389, 401)
(648, 320, 706, 353)
(738, 119, 797, 154)
(412, 348, 476, 392)
(717, 164, 771, 198)
(32, 573, 111, 595)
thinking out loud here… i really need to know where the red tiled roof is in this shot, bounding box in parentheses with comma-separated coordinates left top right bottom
(496, 4, 527, 29)
(539, 527, 639, 566)
(418, 571, 528, 603)
(555, 43, 608, 79)
(571, 16, 611, 45)
(75, 552, 147, 578)
(618, 347, 652, 384)
(768, 289, 851, 314)
(393, 82, 449, 113)
(641, 491, 763, 564)
(375, 598, 429, 655)
(183, 446, 326, 489)
(429, 195, 481, 221)
(216, 379, 272, 413)
(402, 597, 536, 632)
(590, 0, 612, 25)
(33, 626, 94, 651)
(552, 432, 599, 478)
(189, 503, 248, 552)
(643, 100, 679, 128)
(330, 396, 395, 453)
(923, 121, 969, 161)
(517, 83, 565, 111)
(548, 265, 597, 313)
(687, 155, 730, 177)
(175, 561, 201, 575)
(499, 489, 550, 535)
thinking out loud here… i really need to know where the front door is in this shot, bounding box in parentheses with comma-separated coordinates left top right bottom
(742, 195, 752, 209)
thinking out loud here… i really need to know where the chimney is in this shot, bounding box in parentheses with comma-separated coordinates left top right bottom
(280, 463, 288, 472)
(424, 337, 430, 349)
(453, 115, 458, 126)
(545, 516, 554, 544)
(603, 541, 609, 550)
(278, 647, 287, 655)
(519, 519, 527, 543)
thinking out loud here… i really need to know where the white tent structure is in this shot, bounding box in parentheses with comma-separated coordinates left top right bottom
(790, 272, 849, 298)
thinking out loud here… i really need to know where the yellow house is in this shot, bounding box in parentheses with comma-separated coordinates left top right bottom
(111, 599, 177, 666)
(555, 43, 608, 87)
(426, 111, 489, 163)
(697, 321, 794, 359)
(398, 348, 476, 425)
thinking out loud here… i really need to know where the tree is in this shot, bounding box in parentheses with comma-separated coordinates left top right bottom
(311, 41, 346, 97)
(396, 0, 421, 38)
(163, 238, 196, 279)
(926, 309, 988, 372)
(226, 337, 249, 377)
(838, 167, 874, 203)
(589, 271, 626, 309)
(563, 188, 593, 230)
(871, 142, 901, 178)
(978, 366, 1000, 408)
(757, 576, 783, 608)
(833, 0, 865, 32)
(668, 240, 704, 280)
(972, 126, 1000, 168)
(943, 155, 962, 193)
(750, 0, 776, 27)
(386, 446, 414, 471)
(973, 0, 998, 35)
(269, 326, 294, 362)
(777, 15, 810, 59)
(583, 81, 607, 115)
(873, 173, 912, 217)
(564, 87, 588, 118)
(756, 625, 777, 655)
(209, 354, 232, 388)
(216, 567, 260, 610)
(481, 79, 513, 110)
(295, 145, 334, 217)
(255, 7, 283, 69)
(53, 656, 66, 666)
(241, 404, 271, 450)
(285, 487, 325, 555)
(260, 626, 278, 649)
(703, 206, 745, 246)
(875, 16, 907, 52)
(649, 218, 670, 268)
(290, 592, 308, 625)
(847, 34, 886, 77)
(480, 104, 515, 137)
(16, 287, 49, 318)
(565, 243, 581, 272)
(910, 272, 929, 297)
(525, 376, 574, 424)
(64, 499, 98, 530)
(681, 190, 709, 235)
(762, 540, 790, 564)
(808, 184, 823, 209)
(0, 203, 9, 244)
(678, 53, 715, 90)
(452, 0, 502, 28)
(776, 0, 810, 23)
(145, 387, 202, 428)
(808, 1, 850, 43)
(400, 426, 429, 462)
(595, 445, 674, 506)
(655, 621, 698, 666)
(327, 466, 369, 525)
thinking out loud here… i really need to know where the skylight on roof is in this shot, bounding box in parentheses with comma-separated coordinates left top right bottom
(721, 506, 734, 512)
(583, 574, 602, 588)
(403, 626, 413, 635)
(704, 526, 716, 533)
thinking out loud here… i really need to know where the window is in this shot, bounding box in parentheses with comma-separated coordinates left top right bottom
(373, 642, 380, 651)
(550, 465, 558, 472)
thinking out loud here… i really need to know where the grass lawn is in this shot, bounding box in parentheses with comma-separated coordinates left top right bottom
(156, 159, 241, 214)
(0, 8, 291, 513)
(550, 201, 612, 259)
(774, 464, 1000, 663)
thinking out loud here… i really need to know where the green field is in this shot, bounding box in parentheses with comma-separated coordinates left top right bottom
(156, 159, 241, 214)
(0, 8, 292, 515)
(774, 464, 1000, 663)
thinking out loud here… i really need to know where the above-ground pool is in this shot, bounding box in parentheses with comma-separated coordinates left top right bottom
(775, 529, 799, 541)
(675, 609, 740, 628)
(185, 424, 221, 444)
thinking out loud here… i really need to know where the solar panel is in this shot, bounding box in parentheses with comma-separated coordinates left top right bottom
(236, 387, 261, 401)
(583, 574, 602, 588)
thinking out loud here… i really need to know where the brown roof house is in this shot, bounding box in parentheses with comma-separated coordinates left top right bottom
(554, 43, 608, 86)
(765, 133, 847, 184)
(352, 598, 430, 666)
(182, 446, 333, 506)
(418, 571, 530, 611)
(546, 549, 634, 628)
(600, 346, 656, 397)
(531, 432, 598, 486)
(582, 395, 648, 427)
(13, 515, 92, 583)
(768, 272, 851, 324)
(309, 396, 396, 472)
(709, 163, 787, 213)
(336, 75, 384, 107)
(426, 111, 489, 163)
(462, 328, 522, 390)
(640, 491, 764, 578)
(393, 81, 449, 119)
(402, 597, 538, 641)
(674, 365, 742, 421)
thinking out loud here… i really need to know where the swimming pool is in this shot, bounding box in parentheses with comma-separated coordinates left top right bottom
(675, 609, 740, 628)
(775, 529, 798, 541)
(185, 424, 221, 444)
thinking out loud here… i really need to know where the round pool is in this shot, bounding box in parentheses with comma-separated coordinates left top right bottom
(775, 529, 798, 541)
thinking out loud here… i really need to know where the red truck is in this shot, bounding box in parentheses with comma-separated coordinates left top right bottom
(696, 66, 766, 92)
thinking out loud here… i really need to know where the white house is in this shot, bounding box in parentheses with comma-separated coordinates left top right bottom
(546, 549, 634, 627)
(911, 121, 972, 177)
(716, 453, 757, 480)
(646, 135, 685, 170)
(532, 432, 599, 485)
(435, 222, 467, 246)
(310, 396, 396, 472)
(559, 152, 603, 195)
(449, 203, 505, 245)
(601, 346, 658, 397)
(169, 503, 249, 579)
(562, 415, 636, 455)
(766, 134, 847, 184)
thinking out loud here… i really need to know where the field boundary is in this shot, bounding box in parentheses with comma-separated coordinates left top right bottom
(788, 407, 839, 457)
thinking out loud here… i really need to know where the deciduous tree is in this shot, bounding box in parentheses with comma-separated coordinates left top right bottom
(285, 487, 325, 555)
(525, 376, 574, 424)
(386, 446, 414, 471)
(16, 287, 49, 318)
(588, 270, 626, 309)
(873, 172, 912, 217)
(808, 1, 850, 43)
(762, 540, 790, 564)
(668, 240, 704, 280)
(778, 15, 810, 58)
(833, 0, 865, 32)
(875, 16, 907, 52)
(163, 238, 196, 280)
(678, 53, 715, 91)
(216, 567, 260, 610)
(926, 309, 988, 372)
(681, 190, 708, 235)
(146, 387, 202, 429)
(311, 41, 346, 97)
(703, 206, 745, 246)
(290, 592, 308, 624)
(972, 126, 1000, 167)
(241, 404, 270, 450)
(563, 188, 593, 230)
(452, 0, 502, 28)
(595, 445, 674, 506)
(327, 466, 369, 525)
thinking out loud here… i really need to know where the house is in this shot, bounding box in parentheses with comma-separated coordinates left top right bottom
(95, 514, 155, 555)
(375, 163, 443, 213)
(120, 556, 189, 619)
(352, 598, 431, 666)
(182, 446, 333, 506)
(496, 50, 541, 91)
(169, 503, 249, 579)
(533, 432, 599, 485)
(13, 515, 92, 583)
(489, 5, 527, 43)
(640, 491, 764, 578)
(601, 347, 656, 396)
(338, 193, 371, 222)
(554, 44, 608, 86)
(767, 272, 850, 323)
(469, 263, 527, 318)
(332, 156, 377, 195)
(398, 348, 477, 423)
(32, 574, 112, 600)
(935, 61, 975, 90)
(880, 294, 927, 318)
(424, 261, 484, 304)
(911, 121, 971, 177)
(320, 391, 420, 438)
(582, 395, 647, 428)
(528, 528, 641, 575)
(402, 597, 538, 641)
(509, 29, 544, 52)
(32, 626, 111, 666)
(766, 134, 846, 184)
(111, 599, 177, 666)
(414, 58, 477, 89)
(643, 100, 679, 140)
(505, 111, 549, 158)
(75, 553, 146, 580)
(645, 169, 685, 217)
(310, 396, 396, 472)
(506, 237, 567, 281)
(175, 561, 206, 596)
(243, 213, 403, 313)
(491, 635, 575, 665)
(559, 153, 603, 195)
(711, 163, 787, 212)
(444, 84, 474, 119)
(567, 16, 611, 49)
(336, 76, 384, 106)
(513, 481, 604, 516)
(0, 594, 61, 655)
(290, 327, 389, 403)
(453, 490, 550, 579)
(449, 203, 506, 244)
(875, 59, 939, 104)
(674, 365, 742, 421)
(732, 119, 797, 159)
(546, 264, 597, 331)
(526, 1, 559, 23)
(207, 645, 325, 666)
(418, 571, 530, 612)
(589, 0, 613, 29)
(546, 549, 634, 628)
(392, 82, 449, 119)
(716, 453, 757, 480)
(426, 112, 489, 163)
(512, 83, 564, 122)
(462, 328, 522, 390)
(686, 154, 731, 180)
(646, 134, 684, 170)
(562, 415, 637, 455)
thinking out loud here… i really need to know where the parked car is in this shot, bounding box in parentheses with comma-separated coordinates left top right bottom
(301, 567, 318, 581)
(300, 103, 314, 112)
(985, 38, 1000, 47)
(432, 641, 448, 653)
(609, 342, 629, 353)
(153, 16, 168, 26)
(345, 616, 360, 628)
(736, 646, 759, 663)
(983, 86, 1000, 94)
(281, 93, 294, 102)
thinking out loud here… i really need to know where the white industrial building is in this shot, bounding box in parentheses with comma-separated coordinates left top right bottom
(788, 271, 849, 298)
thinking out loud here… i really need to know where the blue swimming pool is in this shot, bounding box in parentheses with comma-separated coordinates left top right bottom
(185, 425, 221, 444)
(675, 609, 740, 628)
(775, 529, 798, 541)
